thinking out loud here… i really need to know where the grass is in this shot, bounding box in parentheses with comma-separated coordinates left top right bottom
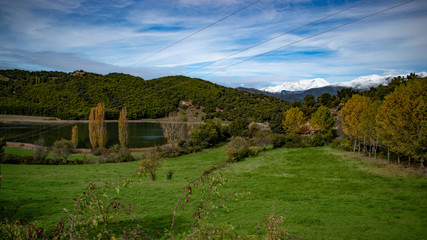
(1, 146, 426, 239)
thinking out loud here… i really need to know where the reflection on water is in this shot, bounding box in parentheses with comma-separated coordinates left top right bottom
(0, 122, 167, 148)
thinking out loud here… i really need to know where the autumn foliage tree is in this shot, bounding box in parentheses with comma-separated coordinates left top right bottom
(118, 107, 128, 148)
(282, 107, 305, 134)
(71, 125, 78, 149)
(377, 80, 426, 166)
(341, 94, 371, 152)
(88, 103, 107, 149)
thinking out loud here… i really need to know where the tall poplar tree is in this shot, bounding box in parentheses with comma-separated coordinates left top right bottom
(89, 108, 97, 149)
(95, 102, 107, 148)
(88, 103, 107, 149)
(118, 107, 128, 147)
(71, 125, 78, 149)
(341, 94, 370, 152)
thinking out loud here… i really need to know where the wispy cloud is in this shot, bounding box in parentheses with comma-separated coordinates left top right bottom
(0, 0, 426, 88)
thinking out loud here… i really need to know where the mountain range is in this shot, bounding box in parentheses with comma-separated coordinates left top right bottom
(239, 72, 427, 101)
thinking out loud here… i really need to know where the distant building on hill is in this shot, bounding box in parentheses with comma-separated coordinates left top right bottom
(70, 70, 86, 76)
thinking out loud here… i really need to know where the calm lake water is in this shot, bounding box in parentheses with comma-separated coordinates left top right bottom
(0, 122, 167, 148)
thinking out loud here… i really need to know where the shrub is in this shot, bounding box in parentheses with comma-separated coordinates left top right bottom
(311, 130, 334, 147)
(250, 130, 274, 147)
(225, 136, 251, 163)
(52, 139, 74, 163)
(190, 120, 226, 149)
(272, 133, 309, 149)
(166, 169, 174, 180)
(330, 138, 353, 151)
(139, 149, 162, 181)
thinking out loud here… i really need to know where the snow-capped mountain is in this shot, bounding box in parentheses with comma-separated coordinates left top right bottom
(331, 74, 394, 90)
(260, 72, 427, 93)
(261, 78, 329, 92)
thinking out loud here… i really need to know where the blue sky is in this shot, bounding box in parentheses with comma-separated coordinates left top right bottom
(0, 0, 426, 89)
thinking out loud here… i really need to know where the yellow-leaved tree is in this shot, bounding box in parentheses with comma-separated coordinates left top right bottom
(377, 79, 426, 166)
(88, 103, 107, 149)
(340, 94, 371, 152)
(71, 125, 78, 149)
(282, 107, 305, 134)
(118, 107, 128, 148)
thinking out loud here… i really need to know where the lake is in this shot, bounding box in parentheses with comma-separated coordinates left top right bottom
(0, 122, 167, 148)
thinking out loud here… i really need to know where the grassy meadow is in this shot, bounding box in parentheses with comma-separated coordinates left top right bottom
(1, 146, 426, 239)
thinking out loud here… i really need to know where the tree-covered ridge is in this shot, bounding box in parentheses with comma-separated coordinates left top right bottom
(0, 69, 291, 121)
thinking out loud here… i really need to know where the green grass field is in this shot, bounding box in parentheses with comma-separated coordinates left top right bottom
(1, 146, 426, 239)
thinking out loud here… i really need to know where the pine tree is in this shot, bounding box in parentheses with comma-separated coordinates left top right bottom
(118, 107, 128, 148)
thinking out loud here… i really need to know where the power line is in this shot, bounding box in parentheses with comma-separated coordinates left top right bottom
(202, 0, 414, 78)
(0, 0, 263, 137)
(3, 0, 413, 144)
(122, 0, 263, 70)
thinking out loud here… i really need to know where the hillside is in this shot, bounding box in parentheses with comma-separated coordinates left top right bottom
(0, 70, 291, 121)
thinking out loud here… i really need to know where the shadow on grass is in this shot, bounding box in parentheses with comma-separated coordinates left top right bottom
(0, 198, 37, 223)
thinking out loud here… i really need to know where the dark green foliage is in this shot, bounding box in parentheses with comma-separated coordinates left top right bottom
(229, 117, 250, 137)
(0, 138, 5, 156)
(311, 130, 334, 146)
(166, 169, 174, 180)
(225, 136, 251, 163)
(0, 70, 291, 121)
(272, 133, 309, 149)
(189, 120, 228, 149)
(107, 144, 134, 163)
(52, 139, 74, 163)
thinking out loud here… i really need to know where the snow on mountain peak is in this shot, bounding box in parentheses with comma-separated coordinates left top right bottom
(261, 78, 329, 92)
(260, 72, 427, 93)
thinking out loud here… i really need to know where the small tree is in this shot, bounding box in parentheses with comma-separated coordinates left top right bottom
(118, 107, 128, 148)
(282, 107, 305, 134)
(33, 138, 47, 161)
(139, 149, 162, 181)
(52, 139, 74, 163)
(71, 125, 78, 149)
(310, 106, 335, 132)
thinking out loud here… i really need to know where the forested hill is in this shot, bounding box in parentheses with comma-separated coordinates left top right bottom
(0, 69, 291, 121)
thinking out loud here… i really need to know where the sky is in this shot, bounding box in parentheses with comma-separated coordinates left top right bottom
(0, 0, 426, 89)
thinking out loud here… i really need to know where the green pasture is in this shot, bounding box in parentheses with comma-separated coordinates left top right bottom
(1, 146, 426, 239)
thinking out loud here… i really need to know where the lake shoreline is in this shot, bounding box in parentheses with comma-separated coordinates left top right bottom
(0, 114, 166, 124)
(0, 114, 203, 124)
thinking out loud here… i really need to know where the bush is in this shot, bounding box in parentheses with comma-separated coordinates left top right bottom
(272, 133, 309, 149)
(166, 169, 174, 180)
(311, 130, 334, 147)
(190, 120, 227, 149)
(330, 138, 353, 151)
(250, 130, 274, 147)
(225, 137, 251, 163)
(52, 139, 74, 163)
(139, 149, 162, 181)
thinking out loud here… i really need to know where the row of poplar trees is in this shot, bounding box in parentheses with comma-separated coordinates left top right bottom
(341, 79, 426, 166)
(88, 103, 128, 149)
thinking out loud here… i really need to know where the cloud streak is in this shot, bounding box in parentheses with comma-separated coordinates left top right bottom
(0, 0, 426, 88)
